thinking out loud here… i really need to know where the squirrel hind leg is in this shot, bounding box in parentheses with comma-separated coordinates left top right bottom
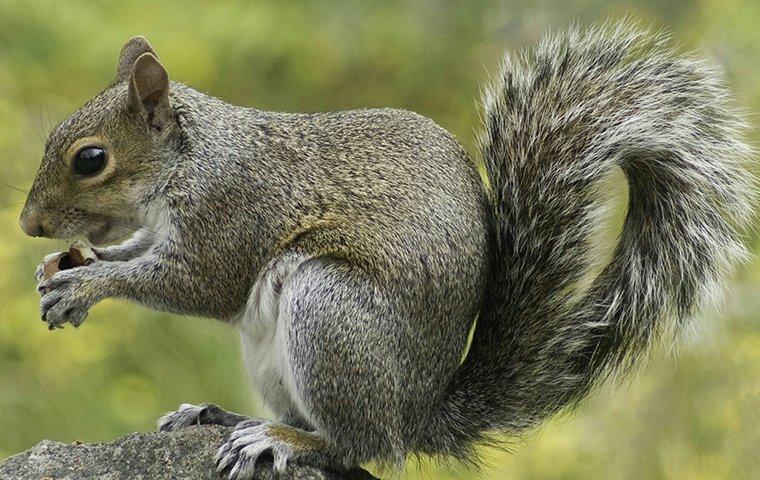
(270, 254, 409, 467)
(157, 403, 251, 431)
(241, 252, 411, 467)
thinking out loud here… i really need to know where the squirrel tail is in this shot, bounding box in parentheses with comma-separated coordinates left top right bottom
(418, 22, 754, 459)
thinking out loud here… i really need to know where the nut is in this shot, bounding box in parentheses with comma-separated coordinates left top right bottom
(41, 241, 98, 280)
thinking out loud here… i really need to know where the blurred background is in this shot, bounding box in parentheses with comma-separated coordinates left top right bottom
(0, 1, 758, 479)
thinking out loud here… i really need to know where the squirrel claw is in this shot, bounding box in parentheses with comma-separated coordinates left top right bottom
(216, 421, 296, 479)
(157, 403, 207, 431)
(38, 271, 93, 330)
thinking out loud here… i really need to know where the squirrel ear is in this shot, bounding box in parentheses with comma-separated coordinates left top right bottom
(117, 36, 158, 82)
(129, 53, 171, 131)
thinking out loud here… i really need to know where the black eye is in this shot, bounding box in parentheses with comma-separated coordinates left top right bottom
(74, 147, 107, 176)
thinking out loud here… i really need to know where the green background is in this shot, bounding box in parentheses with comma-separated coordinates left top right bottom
(1, 1, 758, 479)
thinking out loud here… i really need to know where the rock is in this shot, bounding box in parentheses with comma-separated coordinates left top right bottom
(0, 426, 378, 480)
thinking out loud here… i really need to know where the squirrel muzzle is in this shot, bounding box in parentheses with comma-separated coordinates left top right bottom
(19, 207, 53, 238)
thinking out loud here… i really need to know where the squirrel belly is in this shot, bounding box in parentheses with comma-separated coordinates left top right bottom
(238, 252, 316, 430)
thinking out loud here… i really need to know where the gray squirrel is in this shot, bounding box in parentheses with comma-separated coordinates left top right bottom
(19, 22, 754, 479)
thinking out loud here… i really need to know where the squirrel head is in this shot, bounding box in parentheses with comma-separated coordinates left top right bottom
(20, 36, 179, 245)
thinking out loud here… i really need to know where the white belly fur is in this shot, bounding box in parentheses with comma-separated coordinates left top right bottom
(237, 253, 315, 426)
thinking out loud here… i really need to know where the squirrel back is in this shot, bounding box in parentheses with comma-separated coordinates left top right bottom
(418, 23, 754, 458)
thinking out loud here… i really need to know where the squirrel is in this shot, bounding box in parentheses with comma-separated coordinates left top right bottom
(19, 22, 754, 479)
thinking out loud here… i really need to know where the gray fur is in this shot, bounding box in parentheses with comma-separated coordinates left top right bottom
(93, 229, 156, 261)
(419, 23, 755, 458)
(20, 22, 753, 476)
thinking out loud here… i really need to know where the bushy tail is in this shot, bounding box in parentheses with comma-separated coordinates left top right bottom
(420, 23, 754, 458)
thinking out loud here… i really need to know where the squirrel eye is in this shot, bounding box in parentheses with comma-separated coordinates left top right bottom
(74, 147, 107, 176)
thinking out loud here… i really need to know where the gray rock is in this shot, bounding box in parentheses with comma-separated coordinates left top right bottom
(0, 426, 378, 480)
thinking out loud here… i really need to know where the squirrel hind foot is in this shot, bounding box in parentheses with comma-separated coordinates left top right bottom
(216, 420, 334, 479)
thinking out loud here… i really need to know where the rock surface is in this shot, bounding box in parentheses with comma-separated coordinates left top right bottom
(0, 426, 377, 480)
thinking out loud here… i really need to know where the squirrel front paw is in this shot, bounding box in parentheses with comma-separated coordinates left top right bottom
(157, 403, 207, 431)
(37, 269, 101, 329)
(216, 420, 331, 479)
(158, 403, 251, 431)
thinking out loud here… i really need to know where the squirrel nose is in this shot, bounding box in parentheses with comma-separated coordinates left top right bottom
(19, 211, 52, 238)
